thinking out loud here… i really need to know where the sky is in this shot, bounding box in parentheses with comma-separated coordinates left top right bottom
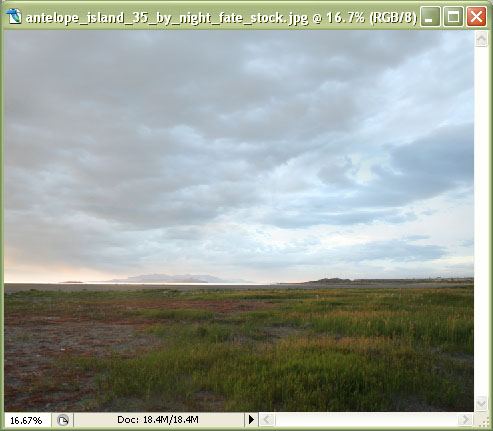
(4, 30, 474, 283)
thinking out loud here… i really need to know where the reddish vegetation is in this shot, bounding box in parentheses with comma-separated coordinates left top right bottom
(5, 296, 271, 411)
(5, 321, 158, 411)
(6, 299, 271, 326)
(117, 298, 273, 313)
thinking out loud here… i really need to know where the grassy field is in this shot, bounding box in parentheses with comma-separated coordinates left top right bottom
(5, 284, 473, 412)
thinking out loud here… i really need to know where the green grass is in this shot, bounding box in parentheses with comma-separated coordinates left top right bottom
(135, 308, 215, 321)
(7, 285, 473, 411)
(70, 332, 472, 411)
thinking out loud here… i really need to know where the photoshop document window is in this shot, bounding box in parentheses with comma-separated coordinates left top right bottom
(1, 1, 491, 430)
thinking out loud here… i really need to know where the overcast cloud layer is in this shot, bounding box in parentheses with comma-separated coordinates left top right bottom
(5, 31, 474, 283)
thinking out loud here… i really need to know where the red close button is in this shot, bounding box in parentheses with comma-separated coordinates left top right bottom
(467, 6, 487, 26)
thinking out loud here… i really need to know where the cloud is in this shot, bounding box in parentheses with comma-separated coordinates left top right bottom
(4, 30, 474, 281)
(333, 239, 446, 263)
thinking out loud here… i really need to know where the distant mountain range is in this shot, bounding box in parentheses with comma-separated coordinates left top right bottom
(305, 277, 352, 284)
(101, 273, 250, 284)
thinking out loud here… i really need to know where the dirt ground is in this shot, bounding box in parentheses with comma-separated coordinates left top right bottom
(4, 294, 271, 411)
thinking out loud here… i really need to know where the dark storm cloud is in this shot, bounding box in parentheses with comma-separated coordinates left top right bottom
(351, 123, 473, 208)
(4, 31, 474, 279)
(252, 122, 472, 229)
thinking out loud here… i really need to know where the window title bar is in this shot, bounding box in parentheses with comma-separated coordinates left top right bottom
(2, 1, 492, 30)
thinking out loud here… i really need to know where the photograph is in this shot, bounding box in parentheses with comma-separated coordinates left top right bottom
(4, 30, 474, 412)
